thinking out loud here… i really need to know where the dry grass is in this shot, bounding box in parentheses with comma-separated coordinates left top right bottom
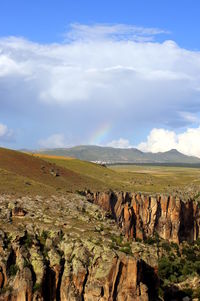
(33, 153, 73, 160)
(0, 148, 200, 197)
(37, 153, 200, 196)
(0, 148, 107, 195)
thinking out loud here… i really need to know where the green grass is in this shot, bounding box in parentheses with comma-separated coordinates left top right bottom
(109, 164, 200, 194)
(37, 156, 128, 191)
(41, 156, 200, 195)
(1, 148, 200, 196)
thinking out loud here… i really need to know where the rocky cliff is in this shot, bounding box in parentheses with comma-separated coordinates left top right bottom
(85, 191, 200, 244)
(0, 194, 159, 301)
(0, 232, 156, 301)
(0, 192, 200, 300)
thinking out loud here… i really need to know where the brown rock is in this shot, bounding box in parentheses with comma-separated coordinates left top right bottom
(0, 269, 4, 288)
(12, 207, 27, 217)
(87, 191, 200, 244)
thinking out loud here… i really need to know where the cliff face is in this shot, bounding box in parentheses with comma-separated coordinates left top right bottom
(0, 194, 159, 301)
(86, 191, 200, 244)
(0, 233, 156, 301)
(1, 192, 199, 300)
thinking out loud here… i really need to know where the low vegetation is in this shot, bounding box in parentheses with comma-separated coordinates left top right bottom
(0, 148, 200, 196)
(8, 264, 19, 277)
(156, 240, 200, 299)
(35, 152, 200, 196)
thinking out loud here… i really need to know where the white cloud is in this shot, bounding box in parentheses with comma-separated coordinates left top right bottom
(66, 23, 168, 42)
(138, 129, 177, 153)
(0, 25, 200, 112)
(178, 112, 200, 124)
(0, 123, 8, 137)
(138, 127, 200, 158)
(38, 134, 68, 148)
(0, 123, 14, 142)
(106, 138, 133, 148)
(1, 24, 200, 147)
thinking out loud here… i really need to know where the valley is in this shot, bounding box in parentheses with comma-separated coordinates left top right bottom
(0, 147, 200, 300)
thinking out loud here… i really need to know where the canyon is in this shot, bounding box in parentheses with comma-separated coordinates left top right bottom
(0, 191, 199, 300)
(85, 191, 200, 244)
(0, 148, 199, 300)
(0, 193, 160, 301)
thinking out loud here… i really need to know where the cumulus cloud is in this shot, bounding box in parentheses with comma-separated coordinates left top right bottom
(0, 123, 14, 142)
(0, 26, 199, 109)
(38, 134, 68, 148)
(106, 138, 133, 148)
(138, 127, 200, 158)
(138, 129, 177, 153)
(1, 24, 200, 148)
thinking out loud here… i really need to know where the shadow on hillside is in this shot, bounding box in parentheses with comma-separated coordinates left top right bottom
(163, 284, 191, 301)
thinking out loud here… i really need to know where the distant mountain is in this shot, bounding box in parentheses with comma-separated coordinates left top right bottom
(36, 145, 200, 165)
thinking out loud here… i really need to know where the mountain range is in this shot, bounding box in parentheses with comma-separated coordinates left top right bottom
(36, 145, 200, 165)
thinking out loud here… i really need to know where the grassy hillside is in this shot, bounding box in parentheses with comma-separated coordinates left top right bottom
(0, 148, 200, 197)
(35, 153, 200, 197)
(33, 153, 128, 190)
(0, 148, 110, 195)
(37, 145, 200, 164)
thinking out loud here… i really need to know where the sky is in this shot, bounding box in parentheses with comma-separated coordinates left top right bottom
(1, 0, 200, 157)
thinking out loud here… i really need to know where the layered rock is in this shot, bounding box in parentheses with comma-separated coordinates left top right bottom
(86, 191, 200, 244)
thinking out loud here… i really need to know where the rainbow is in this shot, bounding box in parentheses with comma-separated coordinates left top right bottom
(89, 123, 112, 145)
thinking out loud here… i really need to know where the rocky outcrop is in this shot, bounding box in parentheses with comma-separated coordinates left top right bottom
(0, 194, 159, 301)
(85, 191, 200, 244)
(0, 231, 158, 301)
(60, 248, 154, 301)
(12, 206, 27, 218)
(1, 192, 198, 300)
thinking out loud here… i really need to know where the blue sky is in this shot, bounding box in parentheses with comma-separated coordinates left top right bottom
(1, 0, 200, 48)
(1, 0, 200, 157)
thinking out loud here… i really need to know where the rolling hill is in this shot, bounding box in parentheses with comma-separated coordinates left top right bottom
(0, 147, 114, 195)
(1, 147, 200, 196)
(36, 145, 200, 164)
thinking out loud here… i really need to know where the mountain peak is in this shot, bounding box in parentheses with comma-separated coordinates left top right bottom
(166, 149, 181, 154)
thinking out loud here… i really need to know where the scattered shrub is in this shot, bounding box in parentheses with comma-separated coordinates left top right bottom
(8, 264, 19, 276)
(158, 246, 200, 285)
(161, 241, 171, 252)
(119, 244, 132, 255)
(33, 283, 41, 293)
(110, 234, 132, 255)
(38, 230, 49, 246)
(23, 259, 32, 269)
(145, 236, 157, 245)
(24, 233, 33, 248)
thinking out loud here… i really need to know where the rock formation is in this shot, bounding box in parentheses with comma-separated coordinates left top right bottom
(85, 191, 200, 244)
(0, 194, 159, 301)
(0, 234, 157, 301)
(0, 192, 199, 300)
